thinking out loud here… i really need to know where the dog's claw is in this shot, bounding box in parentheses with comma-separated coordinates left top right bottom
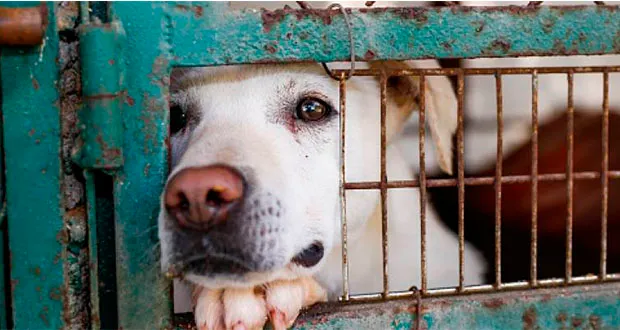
(231, 322, 247, 330)
(269, 309, 287, 330)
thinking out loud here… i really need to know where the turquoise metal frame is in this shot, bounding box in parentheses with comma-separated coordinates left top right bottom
(1, 2, 620, 329)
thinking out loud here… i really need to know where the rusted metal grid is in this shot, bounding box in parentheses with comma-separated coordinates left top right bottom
(334, 65, 620, 303)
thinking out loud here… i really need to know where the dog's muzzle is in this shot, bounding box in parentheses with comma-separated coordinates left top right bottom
(163, 164, 325, 279)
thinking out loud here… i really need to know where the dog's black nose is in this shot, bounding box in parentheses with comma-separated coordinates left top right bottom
(165, 165, 245, 231)
(292, 242, 324, 268)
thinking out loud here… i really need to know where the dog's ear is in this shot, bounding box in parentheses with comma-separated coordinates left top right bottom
(369, 60, 457, 175)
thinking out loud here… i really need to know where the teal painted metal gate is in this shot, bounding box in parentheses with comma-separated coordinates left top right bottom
(1, 2, 619, 329)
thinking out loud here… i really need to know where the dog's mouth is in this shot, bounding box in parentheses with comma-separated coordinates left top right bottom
(170, 241, 325, 278)
(184, 255, 251, 275)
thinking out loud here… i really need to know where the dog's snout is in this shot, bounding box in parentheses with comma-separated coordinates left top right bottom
(165, 165, 244, 231)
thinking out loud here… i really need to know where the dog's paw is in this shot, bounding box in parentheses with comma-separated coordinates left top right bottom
(193, 277, 327, 330)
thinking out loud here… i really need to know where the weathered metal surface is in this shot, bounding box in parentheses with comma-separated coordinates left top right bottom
(108, 2, 174, 328)
(290, 282, 620, 330)
(103, 3, 620, 328)
(0, 4, 47, 46)
(0, 2, 67, 328)
(73, 22, 124, 170)
(58, 3, 91, 328)
(163, 4, 620, 66)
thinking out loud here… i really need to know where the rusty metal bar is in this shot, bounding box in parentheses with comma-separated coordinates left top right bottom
(456, 70, 466, 292)
(332, 66, 620, 77)
(419, 76, 428, 295)
(495, 72, 503, 289)
(566, 71, 575, 284)
(380, 73, 389, 298)
(344, 274, 620, 302)
(344, 171, 620, 190)
(0, 5, 47, 46)
(338, 74, 350, 301)
(531, 71, 539, 287)
(601, 70, 610, 280)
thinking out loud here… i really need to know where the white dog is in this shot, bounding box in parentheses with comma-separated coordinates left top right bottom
(158, 3, 489, 330)
(159, 59, 486, 329)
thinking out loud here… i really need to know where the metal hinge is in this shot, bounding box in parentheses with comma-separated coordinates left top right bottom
(72, 20, 124, 170)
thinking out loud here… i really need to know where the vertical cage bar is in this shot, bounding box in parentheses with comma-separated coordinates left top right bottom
(600, 70, 609, 280)
(457, 70, 465, 292)
(380, 73, 389, 297)
(419, 76, 428, 295)
(531, 71, 539, 286)
(339, 75, 350, 300)
(566, 71, 574, 283)
(494, 72, 503, 288)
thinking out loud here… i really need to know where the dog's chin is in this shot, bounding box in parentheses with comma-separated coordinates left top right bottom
(180, 242, 327, 289)
(183, 262, 317, 289)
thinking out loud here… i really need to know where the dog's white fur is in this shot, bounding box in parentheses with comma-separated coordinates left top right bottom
(157, 2, 495, 328)
(162, 60, 486, 327)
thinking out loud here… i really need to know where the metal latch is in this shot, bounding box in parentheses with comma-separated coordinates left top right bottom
(73, 21, 124, 170)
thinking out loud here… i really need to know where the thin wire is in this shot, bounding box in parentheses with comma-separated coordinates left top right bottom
(494, 71, 503, 289)
(322, 4, 355, 80)
(339, 74, 350, 300)
(530, 71, 539, 287)
(419, 76, 428, 295)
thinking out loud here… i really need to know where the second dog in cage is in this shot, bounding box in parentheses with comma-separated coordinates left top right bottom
(159, 60, 486, 329)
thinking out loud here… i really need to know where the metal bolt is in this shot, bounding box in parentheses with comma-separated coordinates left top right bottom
(0, 5, 47, 46)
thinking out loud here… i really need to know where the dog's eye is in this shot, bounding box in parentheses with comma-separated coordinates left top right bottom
(296, 98, 331, 122)
(170, 104, 188, 134)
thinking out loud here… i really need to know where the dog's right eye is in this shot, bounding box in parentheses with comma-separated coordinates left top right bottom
(170, 104, 188, 134)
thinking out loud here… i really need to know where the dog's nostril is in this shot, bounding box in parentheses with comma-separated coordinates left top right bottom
(291, 241, 324, 268)
(178, 194, 190, 210)
(206, 187, 227, 206)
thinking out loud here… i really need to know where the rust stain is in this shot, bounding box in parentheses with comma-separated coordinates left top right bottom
(572, 316, 584, 328)
(194, 6, 203, 17)
(522, 306, 538, 330)
(39, 305, 50, 326)
(261, 7, 341, 32)
(29, 128, 36, 136)
(83, 93, 118, 101)
(264, 44, 277, 54)
(556, 312, 567, 323)
(32, 78, 40, 90)
(56, 228, 69, 244)
(126, 95, 135, 106)
(175, 4, 204, 18)
(482, 39, 512, 56)
(31, 266, 42, 277)
(482, 298, 504, 309)
(49, 286, 63, 301)
(393, 8, 429, 25)
(108, 59, 115, 65)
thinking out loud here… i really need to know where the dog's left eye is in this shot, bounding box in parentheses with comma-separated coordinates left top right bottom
(296, 98, 332, 122)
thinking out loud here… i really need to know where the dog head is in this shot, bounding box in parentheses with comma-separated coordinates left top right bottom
(158, 62, 456, 289)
